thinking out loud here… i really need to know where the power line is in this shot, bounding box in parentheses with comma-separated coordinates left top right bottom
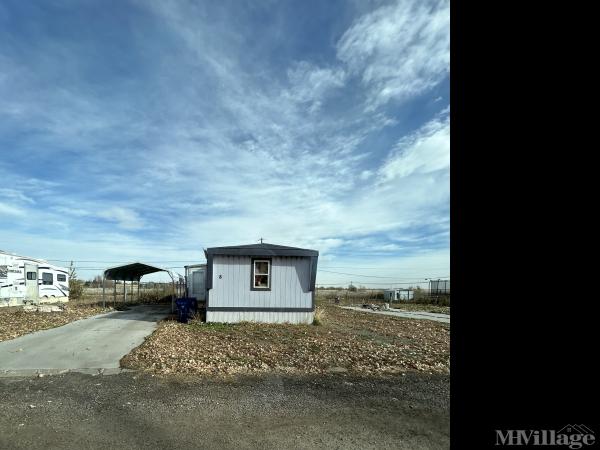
(318, 269, 449, 279)
(47, 259, 449, 273)
(318, 269, 405, 279)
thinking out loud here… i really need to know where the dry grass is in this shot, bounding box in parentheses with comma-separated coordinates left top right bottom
(0, 305, 112, 342)
(121, 304, 449, 377)
(316, 289, 450, 312)
(312, 306, 326, 326)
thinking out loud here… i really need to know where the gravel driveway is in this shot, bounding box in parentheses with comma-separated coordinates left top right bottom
(0, 371, 449, 449)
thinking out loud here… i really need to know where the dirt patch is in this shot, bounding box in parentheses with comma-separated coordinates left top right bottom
(122, 305, 449, 376)
(0, 371, 449, 450)
(0, 305, 112, 342)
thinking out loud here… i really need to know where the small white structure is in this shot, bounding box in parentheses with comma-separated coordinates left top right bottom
(204, 243, 318, 324)
(185, 264, 206, 301)
(0, 250, 69, 307)
(383, 288, 414, 302)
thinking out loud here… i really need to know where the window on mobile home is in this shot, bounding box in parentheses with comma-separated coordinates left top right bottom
(42, 272, 53, 285)
(57, 274, 66, 282)
(26, 272, 37, 280)
(252, 260, 270, 289)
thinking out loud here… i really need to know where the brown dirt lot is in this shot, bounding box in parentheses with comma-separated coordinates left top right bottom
(0, 305, 112, 343)
(122, 305, 450, 376)
(0, 371, 450, 450)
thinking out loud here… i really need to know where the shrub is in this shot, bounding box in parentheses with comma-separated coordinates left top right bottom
(68, 262, 84, 301)
(313, 307, 326, 326)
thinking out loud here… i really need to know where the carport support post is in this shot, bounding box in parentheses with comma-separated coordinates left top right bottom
(113, 280, 116, 306)
(137, 278, 140, 302)
(102, 276, 105, 309)
(123, 279, 127, 304)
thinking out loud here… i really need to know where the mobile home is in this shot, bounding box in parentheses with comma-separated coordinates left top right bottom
(0, 250, 69, 307)
(204, 243, 318, 324)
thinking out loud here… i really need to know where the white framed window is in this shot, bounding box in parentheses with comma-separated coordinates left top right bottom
(252, 259, 271, 290)
(57, 274, 67, 282)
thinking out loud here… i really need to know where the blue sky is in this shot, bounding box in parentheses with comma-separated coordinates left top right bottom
(0, 0, 449, 286)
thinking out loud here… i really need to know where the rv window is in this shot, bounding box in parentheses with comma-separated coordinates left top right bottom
(252, 259, 270, 289)
(57, 274, 66, 282)
(42, 272, 53, 285)
(27, 272, 37, 280)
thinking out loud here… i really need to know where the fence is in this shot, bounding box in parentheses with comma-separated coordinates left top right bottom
(429, 279, 450, 295)
(74, 281, 186, 306)
(315, 287, 449, 306)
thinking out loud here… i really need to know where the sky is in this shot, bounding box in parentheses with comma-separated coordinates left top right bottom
(0, 0, 450, 287)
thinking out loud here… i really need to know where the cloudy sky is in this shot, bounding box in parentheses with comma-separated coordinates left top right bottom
(0, 0, 449, 286)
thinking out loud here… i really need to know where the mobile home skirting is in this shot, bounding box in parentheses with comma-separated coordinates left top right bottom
(206, 310, 314, 324)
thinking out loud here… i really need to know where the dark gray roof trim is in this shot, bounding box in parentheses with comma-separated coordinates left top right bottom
(205, 243, 318, 257)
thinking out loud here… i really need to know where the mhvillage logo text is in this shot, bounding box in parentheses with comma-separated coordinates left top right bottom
(496, 425, 596, 449)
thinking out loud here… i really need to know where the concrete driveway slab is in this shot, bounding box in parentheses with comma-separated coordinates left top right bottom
(0, 305, 170, 376)
(341, 306, 450, 323)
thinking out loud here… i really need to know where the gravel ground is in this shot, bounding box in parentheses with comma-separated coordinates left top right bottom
(122, 305, 450, 376)
(0, 305, 113, 342)
(0, 371, 449, 449)
(389, 303, 450, 315)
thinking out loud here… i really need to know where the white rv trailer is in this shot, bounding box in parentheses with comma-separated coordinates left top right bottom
(0, 250, 69, 307)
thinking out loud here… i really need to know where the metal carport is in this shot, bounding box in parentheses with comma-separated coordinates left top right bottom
(102, 262, 177, 312)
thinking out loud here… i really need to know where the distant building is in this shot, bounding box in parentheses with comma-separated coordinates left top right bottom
(383, 288, 414, 302)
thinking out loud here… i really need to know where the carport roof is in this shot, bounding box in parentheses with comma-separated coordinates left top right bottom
(103, 262, 169, 281)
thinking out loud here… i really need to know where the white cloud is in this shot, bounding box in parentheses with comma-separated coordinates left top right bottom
(0, 188, 35, 204)
(285, 62, 346, 113)
(0, 1, 449, 283)
(337, 0, 450, 109)
(97, 207, 144, 231)
(359, 170, 374, 180)
(0, 202, 26, 217)
(379, 111, 450, 181)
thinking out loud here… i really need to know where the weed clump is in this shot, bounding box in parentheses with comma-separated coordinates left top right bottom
(313, 307, 326, 326)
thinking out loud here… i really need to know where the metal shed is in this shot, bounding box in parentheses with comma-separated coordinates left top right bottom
(102, 262, 177, 311)
(204, 243, 319, 324)
(383, 288, 414, 302)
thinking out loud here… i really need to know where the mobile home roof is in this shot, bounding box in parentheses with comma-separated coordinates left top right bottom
(204, 243, 318, 258)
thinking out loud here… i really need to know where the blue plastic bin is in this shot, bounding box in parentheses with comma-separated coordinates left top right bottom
(175, 298, 190, 323)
